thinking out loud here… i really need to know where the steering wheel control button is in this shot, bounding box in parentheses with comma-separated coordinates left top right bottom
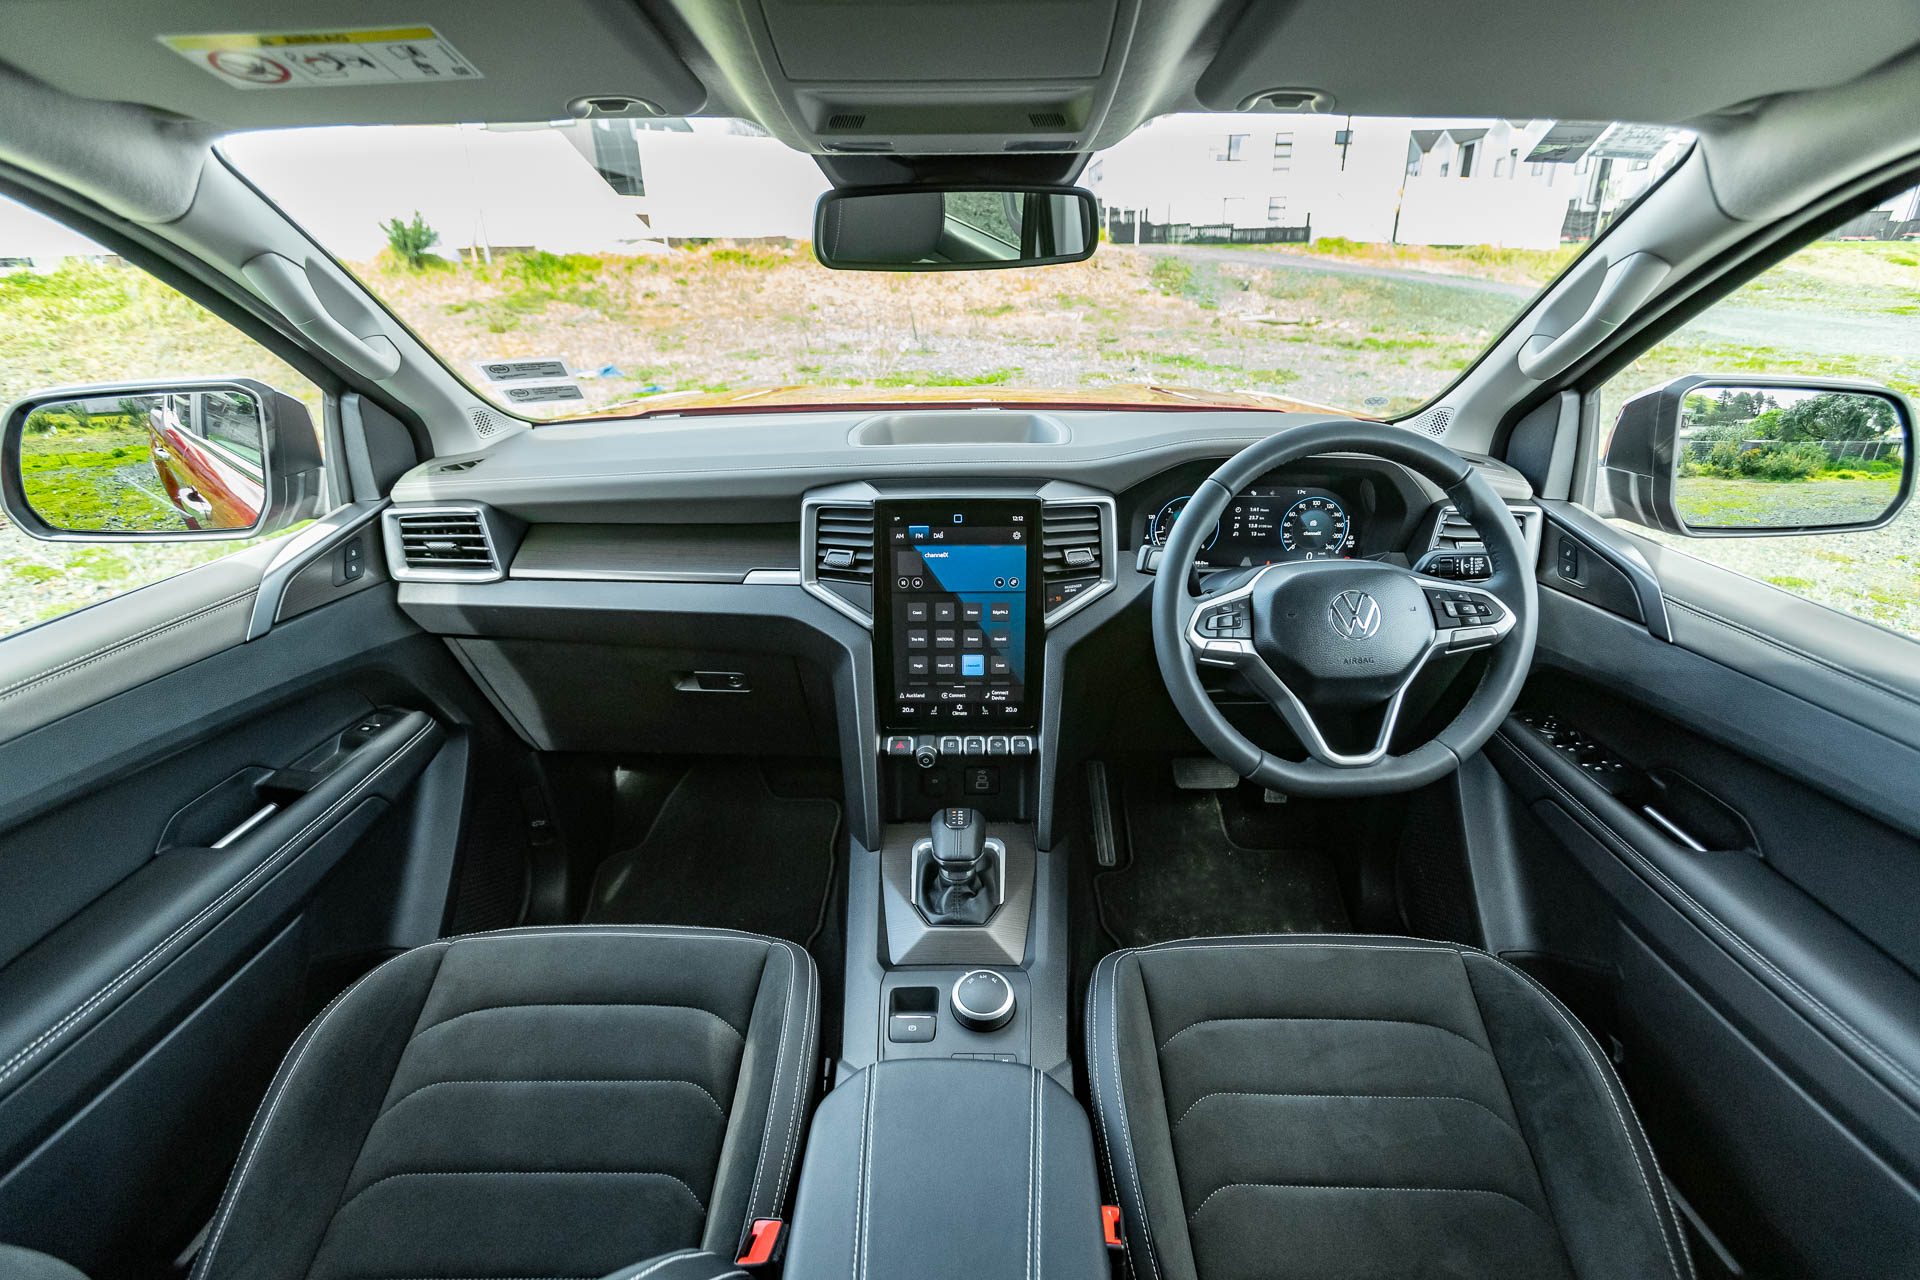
(1196, 603, 1252, 639)
(951, 970, 1016, 1032)
(888, 1012, 937, 1044)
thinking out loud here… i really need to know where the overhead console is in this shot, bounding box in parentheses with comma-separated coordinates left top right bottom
(666, 0, 1202, 156)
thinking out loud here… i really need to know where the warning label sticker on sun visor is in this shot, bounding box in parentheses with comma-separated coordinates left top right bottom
(159, 26, 483, 90)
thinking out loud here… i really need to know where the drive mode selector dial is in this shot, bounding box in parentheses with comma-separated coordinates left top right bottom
(950, 969, 1016, 1032)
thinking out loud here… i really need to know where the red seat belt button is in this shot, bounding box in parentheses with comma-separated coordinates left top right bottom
(1103, 1204, 1125, 1249)
(736, 1218, 784, 1267)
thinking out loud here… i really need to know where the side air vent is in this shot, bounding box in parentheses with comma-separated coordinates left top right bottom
(1420, 504, 1536, 580)
(387, 507, 503, 581)
(1432, 505, 1482, 551)
(813, 504, 875, 582)
(826, 113, 867, 131)
(1041, 502, 1104, 616)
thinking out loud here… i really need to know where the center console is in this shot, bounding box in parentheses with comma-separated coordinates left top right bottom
(782, 1059, 1109, 1280)
(818, 482, 1111, 1092)
(786, 482, 1115, 1277)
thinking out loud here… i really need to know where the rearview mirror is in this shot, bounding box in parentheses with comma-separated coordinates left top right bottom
(814, 185, 1098, 271)
(2, 379, 324, 542)
(1603, 374, 1912, 537)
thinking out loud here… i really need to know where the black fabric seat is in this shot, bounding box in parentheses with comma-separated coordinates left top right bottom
(191, 925, 817, 1280)
(1086, 935, 1694, 1280)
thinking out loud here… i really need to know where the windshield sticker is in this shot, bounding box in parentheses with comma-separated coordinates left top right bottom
(159, 26, 483, 90)
(498, 380, 586, 406)
(476, 357, 572, 384)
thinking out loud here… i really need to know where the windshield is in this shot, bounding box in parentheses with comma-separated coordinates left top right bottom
(220, 114, 1691, 421)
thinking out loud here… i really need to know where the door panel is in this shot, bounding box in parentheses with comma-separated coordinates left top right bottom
(0, 573, 523, 1278)
(1491, 514, 1920, 1277)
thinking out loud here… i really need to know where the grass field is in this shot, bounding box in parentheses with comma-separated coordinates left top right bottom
(1, 236, 1915, 637)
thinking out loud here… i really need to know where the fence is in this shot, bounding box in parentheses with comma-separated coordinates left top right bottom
(1105, 211, 1311, 246)
(1683, 437, 1906, 463)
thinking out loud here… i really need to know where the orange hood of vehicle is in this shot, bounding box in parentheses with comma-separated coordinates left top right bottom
(590, 383, 1358, 418)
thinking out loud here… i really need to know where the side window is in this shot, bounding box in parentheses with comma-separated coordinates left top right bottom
(0, 194, 325, 639)
(1591, 181, 1919, 638)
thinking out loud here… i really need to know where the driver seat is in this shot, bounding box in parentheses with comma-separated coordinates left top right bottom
(1086, 935, 1694, 1280)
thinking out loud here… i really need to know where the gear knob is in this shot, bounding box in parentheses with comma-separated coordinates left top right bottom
(929, 806, 987, 884)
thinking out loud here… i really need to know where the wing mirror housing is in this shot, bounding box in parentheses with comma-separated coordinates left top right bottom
(2, 378, 324, 542)
(814, 185, 1098, 271)
(1603, 373, 1913, 537)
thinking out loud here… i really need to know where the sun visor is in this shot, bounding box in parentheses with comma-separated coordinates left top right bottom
(0, 0, 705, 127)
(1197, 0, 1920, 122)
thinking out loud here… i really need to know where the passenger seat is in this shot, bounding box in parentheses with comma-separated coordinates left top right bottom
(188, 926, 817, 1280)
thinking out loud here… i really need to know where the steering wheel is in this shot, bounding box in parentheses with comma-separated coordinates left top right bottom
(1153, 419, 1537, 797)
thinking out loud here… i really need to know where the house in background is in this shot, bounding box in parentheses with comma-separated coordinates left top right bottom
(1087, 113, 1688, 249)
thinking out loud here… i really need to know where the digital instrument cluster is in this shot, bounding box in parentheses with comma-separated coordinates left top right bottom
(1147, 485, 1359, 567)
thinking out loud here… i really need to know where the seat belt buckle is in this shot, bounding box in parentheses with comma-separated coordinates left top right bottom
(1102, 1204, 1125, 1250)
(736, 1218, 786, 1268)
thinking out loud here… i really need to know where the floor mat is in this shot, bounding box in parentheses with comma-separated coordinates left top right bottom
(583, 765, 841, 946)
(1094, 768, 1350, 948)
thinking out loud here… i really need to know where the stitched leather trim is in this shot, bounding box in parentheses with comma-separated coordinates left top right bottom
(0, 588, 254, 703)
(0, 721, 435, 1093)
(375, 1076, 728, 1120)
(1187, 1180, 1551, 1223)
(1108, 951, 1164, 1280)
(1665, 596, 1920, 713)
(331, 1169, 707, 1218)
(410, 1001, 747, 1043)
(1171, 1090, 1522, 1138)
(1496, 730, 1920, 1101)
(1158, 1014, 1497, 1059)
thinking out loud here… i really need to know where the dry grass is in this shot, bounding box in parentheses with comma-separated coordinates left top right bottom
(358, 241, 1507, 419)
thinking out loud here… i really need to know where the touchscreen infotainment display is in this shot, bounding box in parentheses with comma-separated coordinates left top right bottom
(878, 501, 1040, 726)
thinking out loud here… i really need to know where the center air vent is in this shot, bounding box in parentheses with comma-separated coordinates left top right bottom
(813, 504, 875, 582)
(388, 507, 503, 581)
(1041, 502, 1104, 616)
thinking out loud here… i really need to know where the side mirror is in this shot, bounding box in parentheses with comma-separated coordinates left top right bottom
(1604, 374, 1912, 537)
(2, 379, 322, 542)
(814, 185, 1098, 271)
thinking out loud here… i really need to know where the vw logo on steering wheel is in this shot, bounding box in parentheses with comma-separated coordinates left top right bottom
(1328, 590, 1382, 640)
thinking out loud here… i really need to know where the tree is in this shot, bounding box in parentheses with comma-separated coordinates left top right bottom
(1771, 392, 1897, 444)
(381, 211, 441, 269)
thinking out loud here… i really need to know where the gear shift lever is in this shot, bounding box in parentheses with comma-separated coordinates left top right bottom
(922, 807, 997, 925)
(930, 807, 987, 885)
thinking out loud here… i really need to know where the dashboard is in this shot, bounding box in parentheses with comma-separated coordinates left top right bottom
(382, 408, 1541, 844)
